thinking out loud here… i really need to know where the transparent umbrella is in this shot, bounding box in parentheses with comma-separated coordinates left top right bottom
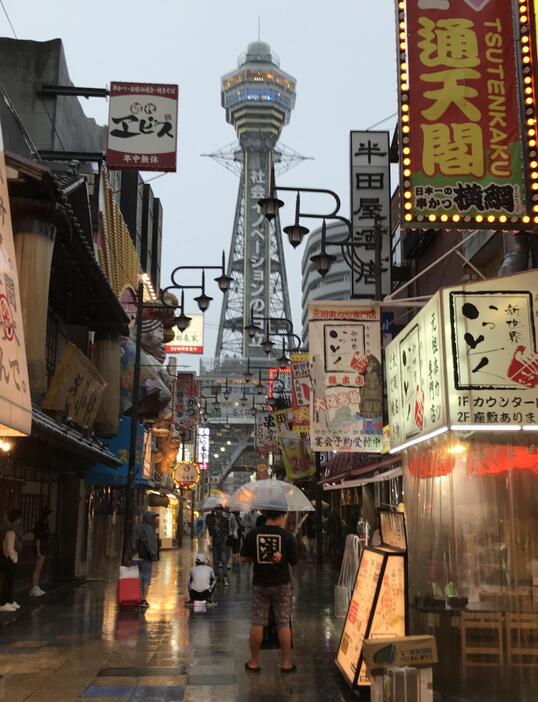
(200, 494, 229, 511)
(229, 480, 314, 513)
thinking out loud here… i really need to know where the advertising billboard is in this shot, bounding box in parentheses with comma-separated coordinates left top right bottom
(398, 0, 537, 229)
(164, 314, 204, 354)
(106, 82, 178, 172)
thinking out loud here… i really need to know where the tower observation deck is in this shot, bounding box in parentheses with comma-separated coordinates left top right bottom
(215, 42, 296, 359)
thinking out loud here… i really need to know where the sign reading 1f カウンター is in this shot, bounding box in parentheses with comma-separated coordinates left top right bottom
(398, 0, 538, 228)
(106, 82, 178, 172)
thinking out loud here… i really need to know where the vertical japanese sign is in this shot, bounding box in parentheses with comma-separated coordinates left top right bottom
(244, 148, 271, 355)
(106, 82, 178, 172)
(386, 295, 447, 449)
(255, 411, 278, 453)
(174, 372, 200, 433)
(164, 314, 204, 354)
(197, 427, 210, 469)
(309, 302, 383, 453)
(444, 269, 538, 427)
(0, 131, 31, 436)
(350, 131, 391, 297)
(290, 352, 311, 432)
(398, 0, 538, 228)
(274, 407, 315, 481)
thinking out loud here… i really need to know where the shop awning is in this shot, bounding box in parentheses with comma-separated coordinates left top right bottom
(31, 399, 121, 468)
(322, 454, 401, 485)
(323, 466, 403, 491)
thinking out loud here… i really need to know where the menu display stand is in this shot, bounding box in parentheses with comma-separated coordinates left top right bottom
(335, 510, 408, 694)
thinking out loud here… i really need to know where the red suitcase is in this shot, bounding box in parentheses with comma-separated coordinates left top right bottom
(118, 567, 141, 609)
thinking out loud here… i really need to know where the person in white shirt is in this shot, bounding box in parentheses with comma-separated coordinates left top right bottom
(188, 554, 216, 605)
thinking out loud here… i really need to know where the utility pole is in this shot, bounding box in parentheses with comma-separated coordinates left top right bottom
(122, 282, 144, 565)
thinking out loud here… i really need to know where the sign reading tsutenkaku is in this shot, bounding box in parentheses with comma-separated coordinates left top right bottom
(309, 302, 383, 453)
(350, 131, 391, 297)
(164, 314, 204, 355)
(106, 82, 178, 172)
(397, 0, 538, 229)
(386, 269, 538, 451)
(0, 129, 31, 436)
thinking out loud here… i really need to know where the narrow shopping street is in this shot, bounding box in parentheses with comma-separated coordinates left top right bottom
(0, 546, 353, 702)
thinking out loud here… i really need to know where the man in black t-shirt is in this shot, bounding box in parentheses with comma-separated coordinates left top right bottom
(240, 510, 299, 674)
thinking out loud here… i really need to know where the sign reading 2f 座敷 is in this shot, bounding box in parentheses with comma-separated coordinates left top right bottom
(397, 0, 538, 229)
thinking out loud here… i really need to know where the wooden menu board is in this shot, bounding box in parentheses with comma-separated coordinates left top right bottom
(336, 548, 407, 690)
(379, 510, 407, 551)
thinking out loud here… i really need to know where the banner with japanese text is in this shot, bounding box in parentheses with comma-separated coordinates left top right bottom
(173, 372, 200, 432)
(255, 411, 278, 453)
(43, 342, 107, 429)
(309, 302, 383, 453)
(290, 352, 310, 432)
(398, 0, 536, 227)
(164, 314, 204, 354)
(0, 130, 31, 436)
(274, 407, 315, 480)
(106, 82, 178, 172)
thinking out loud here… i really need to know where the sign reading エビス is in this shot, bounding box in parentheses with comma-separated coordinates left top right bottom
(398, 0, 537, 228)
(106, 82, 178, 172)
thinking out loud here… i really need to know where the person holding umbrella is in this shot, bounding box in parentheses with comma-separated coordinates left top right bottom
(238, 481, 308, 674)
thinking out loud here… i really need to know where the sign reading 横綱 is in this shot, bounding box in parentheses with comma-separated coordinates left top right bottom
(164, 314, 204, 355)
(398, 0, 537, 228)
(386, 269, 538, 451)
(0, 129, 31, 436)
(386, 295, 447, 448)
(350, 131, 391, 297)
(106, 82, 178, 172)
(309, 302, 383, 453)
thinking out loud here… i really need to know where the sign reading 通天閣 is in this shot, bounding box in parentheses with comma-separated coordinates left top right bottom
(386, 270, 538, 451)
(0, 129, 31, 436)
(398, 0, 538, 228)
(309, 302, 383, 453)
(350, 131, 391, 297)
(106, 82, 178, 172)
(164, 314, 204, 355)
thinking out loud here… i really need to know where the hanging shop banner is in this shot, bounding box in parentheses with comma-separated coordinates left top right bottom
(174, 461, 200, 489)
(173, 372, 200, 432)
(197, 427, 209, 469)
(309, 302, 383, 453)
(274, 407, 315, 481)
(43, 342, 107, 429)
(397, 0, 537, 228)
(0, 133, 31, 436)
(444, 269, 538, 429)
(255, 411, 278, 453)
(269, 366, 291, 399)
(164, 314, 204, 354)
(350, 130, 391, 297)
(106, 82, 178, 172)
(386, 295, 447, 449)
(290, 352, 311, 432)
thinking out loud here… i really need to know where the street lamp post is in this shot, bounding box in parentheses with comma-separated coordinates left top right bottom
(121, 254, 231, 565)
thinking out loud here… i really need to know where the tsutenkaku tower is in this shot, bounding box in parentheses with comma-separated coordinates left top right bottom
(215, 41, 295, 359)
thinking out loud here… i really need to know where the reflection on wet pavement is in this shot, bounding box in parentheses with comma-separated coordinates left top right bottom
(0, 544, 354, 701)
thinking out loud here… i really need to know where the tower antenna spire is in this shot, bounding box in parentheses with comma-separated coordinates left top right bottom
(257, 15, 261, 41)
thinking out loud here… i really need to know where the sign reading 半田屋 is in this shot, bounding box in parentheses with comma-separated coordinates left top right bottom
(398, 0, 538, 228)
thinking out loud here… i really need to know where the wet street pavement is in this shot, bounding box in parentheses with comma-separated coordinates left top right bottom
(0, 543, 355, 701)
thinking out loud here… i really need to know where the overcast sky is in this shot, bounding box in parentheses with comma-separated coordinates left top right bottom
(3, 0, 398, 365)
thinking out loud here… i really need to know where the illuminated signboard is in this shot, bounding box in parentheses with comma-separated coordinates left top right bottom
(398, 0, 538, 229)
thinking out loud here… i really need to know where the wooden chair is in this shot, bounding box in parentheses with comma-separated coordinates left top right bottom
(461, 611, 504, 678)
(506, 613, 538, 667)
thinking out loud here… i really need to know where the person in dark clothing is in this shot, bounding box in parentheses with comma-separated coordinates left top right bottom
(132, 512, 159, 608)
(0, 510, 23, 612)
(241, 510, 299, 674)
(30, 508, 52, 597)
